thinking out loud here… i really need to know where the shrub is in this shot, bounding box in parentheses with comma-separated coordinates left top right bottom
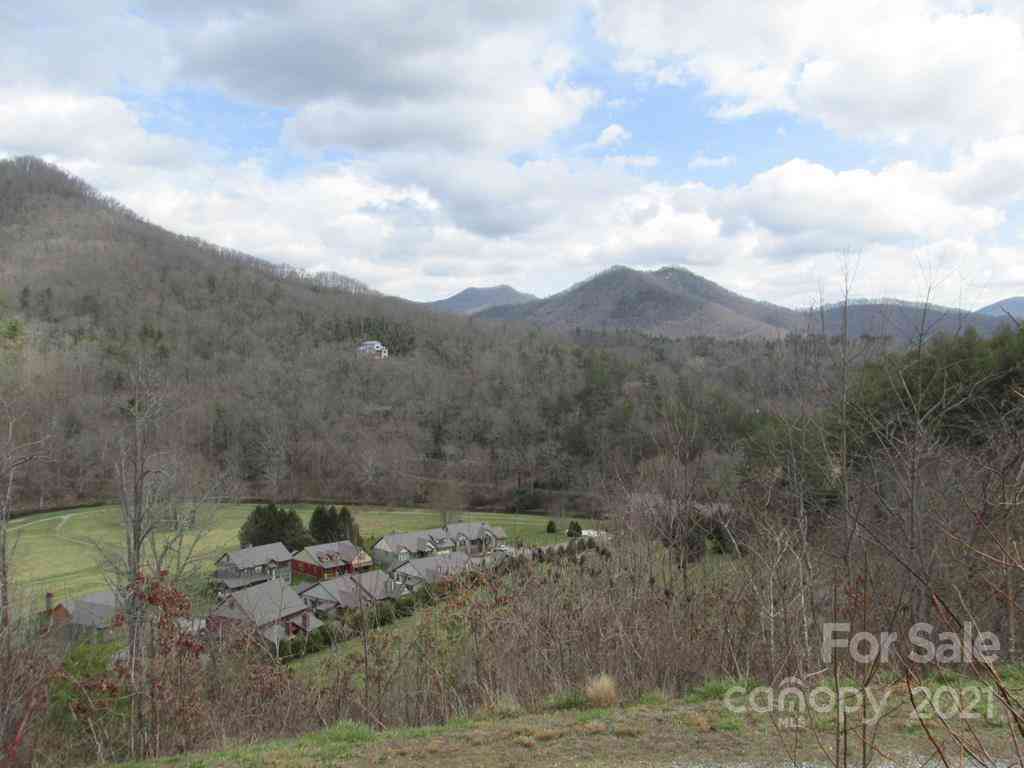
(482, 693, 522, 719)
(566, 520, 583, 538)
(683, 677, 751, 704)
(637, 689, 669, 706)
(544, 689, 589, 711)
(546, 520, 557, 534)
(584, 674, 618, 707)
(394, 595, 418, 618)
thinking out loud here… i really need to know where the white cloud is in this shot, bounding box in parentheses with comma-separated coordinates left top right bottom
(596, 123, 631, 147)
(159, 1, 597, 155)
(0, 3, 171, 92)
(592, 0, 1024, 147)
(285, 81, 598, 155)
(710, 157, 1003, 260)
(3, 84, 1020, 307)
(0, 87, 193, 168)
(688, 152, 735, 169)
(4, 1, 1024, 310)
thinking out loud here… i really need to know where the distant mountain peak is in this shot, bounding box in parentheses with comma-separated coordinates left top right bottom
(977, 297, 1024, 319)
(478, 265, 801, 340)
(476, 264, 1009, 342)
(427, 285, 538, 315)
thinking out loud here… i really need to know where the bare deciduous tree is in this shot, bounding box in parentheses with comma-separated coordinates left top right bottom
(96, 359, 228, 759)
(0, 394, 49, 768)
(0, 396, 48, 631)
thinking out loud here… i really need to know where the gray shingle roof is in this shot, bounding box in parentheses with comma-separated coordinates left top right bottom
(373, 523, 505, 555)
(299, 575, 364, 610)
(68, 591, 121, 629)
(300, 541, 362, 565)
(211, 580, 306, 627)
(299, 570, 408, 608)
(373, 531, 434, 554)
(394, 552, 472, 584)
(352, 569, 408, 601)
(214, 574, 270, 591)
(220, 542, 292, 570)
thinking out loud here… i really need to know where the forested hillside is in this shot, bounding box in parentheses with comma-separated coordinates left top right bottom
(0, 157, 802, 514)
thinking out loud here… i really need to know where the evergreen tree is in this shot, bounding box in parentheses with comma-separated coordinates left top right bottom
(309, 504, 344, 544)
(338, 506, 364, 549)
(239, 503, 312, 551)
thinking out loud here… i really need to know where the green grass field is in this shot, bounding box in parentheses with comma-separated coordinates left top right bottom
(7, 503, 581, 605)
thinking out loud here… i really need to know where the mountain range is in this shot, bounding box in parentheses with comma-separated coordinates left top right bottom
(461, 266, 1008, 342)
(2, 155, 1014, 345)
(426, 285, 537, 315)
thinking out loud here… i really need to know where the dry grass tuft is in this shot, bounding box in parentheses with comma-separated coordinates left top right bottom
(512, 735, 537, 749)
(424, 740, 448, 754)
(613, 724, 643, 738)
(585, 673, 619, 707)
(577, 721, 609, 736)
(534, 728, 564, 742)
(683, 712, 712, 732)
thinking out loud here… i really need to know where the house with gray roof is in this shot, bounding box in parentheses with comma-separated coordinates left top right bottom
(291, 540, 372, 582)
(372, 522, 506, 571)
(208, 579, 321, 650)
(298, 570, 408, 616)
(213, 542, 292, 592)
(392, 552, 473, 589)
(48, 590, 122, 640)
(357, 339, 389, 359)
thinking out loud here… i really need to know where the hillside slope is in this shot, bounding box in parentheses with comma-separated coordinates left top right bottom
(2, 157, 745, 515)
(0, 156, 388, 334)
(978, 297, 1024, 320)
(427, 285, 537, 315)
(122, 694, 1009, 768)
(480, 266, 802, 340)
(811, 301, 1006, 340)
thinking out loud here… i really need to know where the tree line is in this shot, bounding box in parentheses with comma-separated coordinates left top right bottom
(239, 503, 364, 552)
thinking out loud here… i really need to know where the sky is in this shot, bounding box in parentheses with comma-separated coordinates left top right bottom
(2, 1, 1024, 309)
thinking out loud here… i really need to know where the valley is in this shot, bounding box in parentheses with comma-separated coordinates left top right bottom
(7, 502, 572, 603)
(2, 157, 1024, 768)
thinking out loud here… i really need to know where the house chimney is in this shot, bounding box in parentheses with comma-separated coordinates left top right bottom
(44, 592, 54, 613)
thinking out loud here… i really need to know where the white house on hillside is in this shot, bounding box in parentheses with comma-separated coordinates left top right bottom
(357, 340, 388, 359)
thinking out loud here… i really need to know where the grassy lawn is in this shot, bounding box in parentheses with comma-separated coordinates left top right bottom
(7, 503, 584, 605)
(118, 688, 1019, 768)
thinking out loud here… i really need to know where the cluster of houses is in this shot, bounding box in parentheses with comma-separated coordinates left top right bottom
(207, 520, 512, 651)
(44, 521, 509, 649)
(206, 521, 506, 647)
